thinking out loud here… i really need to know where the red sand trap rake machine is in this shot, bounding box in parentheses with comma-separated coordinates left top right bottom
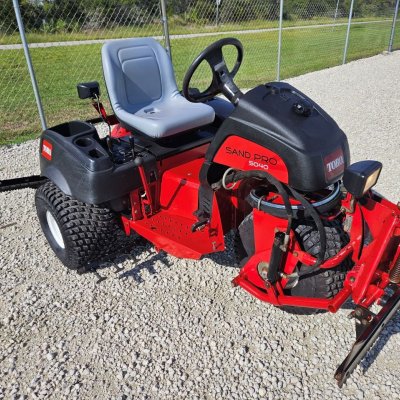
(1, 38, 399, 386)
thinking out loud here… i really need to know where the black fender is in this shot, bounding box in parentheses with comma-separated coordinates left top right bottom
(41, 164, 72, 196)
(39, 122, 156, 205)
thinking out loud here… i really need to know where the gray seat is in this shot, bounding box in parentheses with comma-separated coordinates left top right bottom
(102, 38, 215, 139)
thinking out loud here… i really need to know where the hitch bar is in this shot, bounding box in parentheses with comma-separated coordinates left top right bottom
(334, 286, 400, 387)
(0, 175, 48, 192)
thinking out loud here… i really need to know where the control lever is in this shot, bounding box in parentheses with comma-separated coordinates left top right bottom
(129, 135, 136, 161)
(105, 136, 114, 161)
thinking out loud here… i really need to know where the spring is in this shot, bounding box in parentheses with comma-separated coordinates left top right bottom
(389, 256, 400, 284)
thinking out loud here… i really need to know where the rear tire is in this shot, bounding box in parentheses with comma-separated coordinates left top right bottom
(35, 181, 133, 270)
(235, 214, 351, 315)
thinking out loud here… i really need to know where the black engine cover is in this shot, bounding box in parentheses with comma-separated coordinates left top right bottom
(207, 82, 350, 192)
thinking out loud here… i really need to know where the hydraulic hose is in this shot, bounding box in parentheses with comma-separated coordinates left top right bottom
(220, 169, 326, 271)
(288, 187, 327, 274)
(223, 169, 293, 236)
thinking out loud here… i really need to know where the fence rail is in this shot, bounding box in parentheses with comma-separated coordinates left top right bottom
(0, 0, 399, 145)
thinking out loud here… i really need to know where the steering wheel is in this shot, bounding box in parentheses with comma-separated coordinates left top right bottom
(182, 38, 244, 104)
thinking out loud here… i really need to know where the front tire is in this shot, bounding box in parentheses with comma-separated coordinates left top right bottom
(235, 213, 351, 315)
(281, 223, 351, 315)
(35, 181, 133, 270)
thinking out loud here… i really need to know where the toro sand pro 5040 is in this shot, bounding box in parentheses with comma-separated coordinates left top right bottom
(8, 38, 400, 386)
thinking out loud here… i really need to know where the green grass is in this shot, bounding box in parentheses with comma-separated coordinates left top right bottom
(0, 17, 388, 45)
(0, 19, 397, 145)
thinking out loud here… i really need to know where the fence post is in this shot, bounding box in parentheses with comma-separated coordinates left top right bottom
(276, 0, 284, 81)
(216, 0, 220, 27)
(12, 0, 47, 131)
(334, 0, 340, 23)
(388, 0, 400, 52)
(343, 0, 354, 64)
(160, 0, 172, 59)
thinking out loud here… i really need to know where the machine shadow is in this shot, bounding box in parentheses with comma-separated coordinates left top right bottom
(90, 236, 172, 284)
(360, 312, 400, 374)
(117, 249, 172, 284)
(205, 251, 239, 270)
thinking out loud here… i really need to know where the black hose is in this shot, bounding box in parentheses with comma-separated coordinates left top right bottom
(288, 187, 326, 274)
(222, 169, 326, 272)
(224, 170, 293, 234)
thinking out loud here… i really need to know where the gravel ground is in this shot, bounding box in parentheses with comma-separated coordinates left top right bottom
(1, 52, 400, 400)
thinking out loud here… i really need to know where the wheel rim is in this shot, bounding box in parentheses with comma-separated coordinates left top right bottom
(46, 210, 65, 249)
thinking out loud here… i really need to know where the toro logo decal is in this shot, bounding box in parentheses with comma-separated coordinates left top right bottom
(41, 140, 53, 161)
(324, 148, 345, 180)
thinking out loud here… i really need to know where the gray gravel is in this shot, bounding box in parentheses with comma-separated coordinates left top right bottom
(1, 52, 400, 400)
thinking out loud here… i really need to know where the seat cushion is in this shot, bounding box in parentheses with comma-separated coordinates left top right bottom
(116, 93, 215, 139)
(102, 38, 215, 138)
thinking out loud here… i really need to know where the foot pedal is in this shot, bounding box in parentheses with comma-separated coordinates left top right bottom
(191, 219, 209, 232)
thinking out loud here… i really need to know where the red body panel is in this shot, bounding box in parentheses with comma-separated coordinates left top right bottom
(213, 136, 289, 183)
(235, 191, 400, 311)
(119, 135, 399, 313)
(125, 157, 224, 259)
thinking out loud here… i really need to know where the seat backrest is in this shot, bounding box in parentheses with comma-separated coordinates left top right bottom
(102, 38, 179, 115)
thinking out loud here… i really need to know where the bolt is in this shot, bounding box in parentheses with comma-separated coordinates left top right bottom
(355, 308, 363, 317)
(349, 277, 355, 283)
(347, 311, 355, 319)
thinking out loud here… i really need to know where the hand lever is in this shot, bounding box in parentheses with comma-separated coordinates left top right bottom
(129, 135, 136, 161)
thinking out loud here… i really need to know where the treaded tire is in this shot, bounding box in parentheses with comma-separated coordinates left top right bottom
(235, 214, 351, 315)
(35, 181, 133, 270)
(281, 222, 351, 315)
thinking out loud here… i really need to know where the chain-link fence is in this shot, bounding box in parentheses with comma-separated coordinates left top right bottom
(347, 0, 397, 62)
(0, 2, 40, 143)
(1, 0, 399, 145)
(280, 1, 350, 79)
(168, 0, 280, 91)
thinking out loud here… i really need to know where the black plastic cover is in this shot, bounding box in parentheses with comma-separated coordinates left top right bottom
(206, 82, 351, 192)
(39, 121, 157, 204)
(343, 160, 382, 198)
(77, 81, 100, 99)
(39, 120, 217, 205)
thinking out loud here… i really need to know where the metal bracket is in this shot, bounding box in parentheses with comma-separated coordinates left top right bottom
(335, 287, 400, 387)
(348, 306, 376, 339)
